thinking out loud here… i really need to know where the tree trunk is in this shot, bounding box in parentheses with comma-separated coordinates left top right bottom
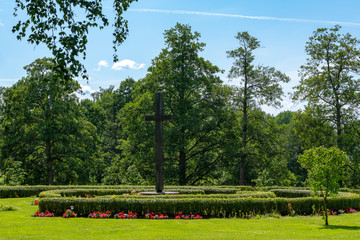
(46, 141, 54, 185)
(179, 147, 187, 185)
(324, 196, 328, 225)
(336, 105, 342, 148)
(240, 67, 248, 186)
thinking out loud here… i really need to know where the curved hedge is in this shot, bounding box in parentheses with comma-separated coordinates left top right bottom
(270, 189, 313, 198)
(39, 188, 206, 198)
(39, 195, 360, 217)
(0, 185, 246, 198)
(39, 189, 275, 199)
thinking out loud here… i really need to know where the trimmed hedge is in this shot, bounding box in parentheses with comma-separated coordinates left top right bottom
(270, 189, 313, 198)
(2, 185, 359, 198)
(39, 188, 206, 198)
(39, 190, 275, 199)
(39, 195, 360, 217)
(0, 185, 248, 198)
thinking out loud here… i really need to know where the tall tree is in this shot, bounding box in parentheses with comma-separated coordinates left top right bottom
(121, 23, 232, 185)
(226, 32, 289, 185)
(13, 0, 137, 82)
(0, 58, 98, 185)
(293, 25, 360, 149)
(80, 78, 136, 184)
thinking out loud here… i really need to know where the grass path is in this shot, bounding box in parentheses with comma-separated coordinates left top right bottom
(1, 198, 360, 239)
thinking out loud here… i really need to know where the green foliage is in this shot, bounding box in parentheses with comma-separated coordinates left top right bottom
(120, 23, 232, 185)
(0, 185, 249, 198)
(293, 26, 360, 175)
(0, 58, 99, 185)
(0, 204, 18, 211)
(225, 32, 290, 185)
(298, 147, 348, 197)
(270, 189, 313, 198)
(13, 0, 137, 81)
(3, 161, 25, 186)
(298, 146, 349, 225)
(39, 195, 360, 218)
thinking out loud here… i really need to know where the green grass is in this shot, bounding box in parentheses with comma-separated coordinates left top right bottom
(1, 198, 360, 239)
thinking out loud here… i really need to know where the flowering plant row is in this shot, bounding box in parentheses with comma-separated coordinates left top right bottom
(145, 212, 169, 219)
(88, 211, 111, 218)
(33, 210, 54, 217)
(345, 207, 358, 213)
(114, 211, 137, 219)
(174, 211, 203, 219)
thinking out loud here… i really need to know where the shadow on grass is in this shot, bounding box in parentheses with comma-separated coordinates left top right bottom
(322, 225, 360, 231)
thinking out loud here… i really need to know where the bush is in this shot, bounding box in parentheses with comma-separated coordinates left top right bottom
(39, 195, 360, 217)
(39, 190, 274, 199)
(0, 185, 246, 198)
(270, 189, 313, 198)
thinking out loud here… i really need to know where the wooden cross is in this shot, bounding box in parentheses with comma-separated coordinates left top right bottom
(145, 92, 173, 193)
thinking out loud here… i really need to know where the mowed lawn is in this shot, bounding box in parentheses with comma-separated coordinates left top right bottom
(1, 198, 360, 240)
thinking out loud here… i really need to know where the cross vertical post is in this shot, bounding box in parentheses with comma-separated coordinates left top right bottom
(145, 92, 173, 193)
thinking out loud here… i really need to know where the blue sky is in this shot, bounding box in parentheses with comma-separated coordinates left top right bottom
(1, 0, 360, 114)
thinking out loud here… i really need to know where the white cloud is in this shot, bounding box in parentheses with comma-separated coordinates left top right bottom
(0, 21, 4, 27)
(130, 9, 360, 27)
(112, 59, 145, 71)
(80, 84, 98, 95)
(95, 60, 109, 71)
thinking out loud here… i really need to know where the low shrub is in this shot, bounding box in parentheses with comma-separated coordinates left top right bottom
(270, 189, 313, 198)
(2, 185, 242, 198)
(202, 188, 237, 194)
(39, 195, 360, 218)
(0, 204, 19, 211)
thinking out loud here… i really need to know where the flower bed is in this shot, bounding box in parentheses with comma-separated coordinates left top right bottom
(114, 211, 137, 219)
(33, 210, 54, 217)
(88, 211, 111, 218)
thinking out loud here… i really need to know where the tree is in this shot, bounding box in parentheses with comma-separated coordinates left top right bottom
(293, 25, 360, 149)
(13, 0, 137, 82)
(226, 32, 290, 185)
(273, 111, 307, 186)
(292, 108, 336, 150)
(224, 109, 296, 187)
(0, 58, 98, 185)
(298, 146, 348, 225)
(79, 78, 136, 184)
(120, 23, 233, 185)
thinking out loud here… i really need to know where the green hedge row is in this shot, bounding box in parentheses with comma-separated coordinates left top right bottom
(0, 185, 244, 198)
(39, 188, 206, 198)
(270, 189, 313, 198)
(2, 185, 359, 198)
(39, 190, 272, 199)
(39, 196, 360, 217)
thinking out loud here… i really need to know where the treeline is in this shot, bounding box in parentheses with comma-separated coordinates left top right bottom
(1, 24, 359, 187)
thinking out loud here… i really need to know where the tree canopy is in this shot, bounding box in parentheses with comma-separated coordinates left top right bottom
(13, 0, 137, 83)
(2, 23, 360, 189)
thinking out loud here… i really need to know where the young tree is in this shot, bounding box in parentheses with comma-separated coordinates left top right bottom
(293, 25, 360, 149)
(226, 32, 289, 185)
(0, 58, 98, 185)
(13, 0, 137, 82)
(298, 146, 348, 225)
